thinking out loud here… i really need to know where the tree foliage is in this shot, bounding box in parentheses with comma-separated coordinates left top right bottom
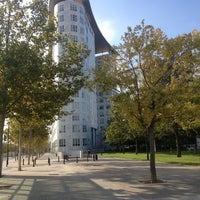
(95, 21, 200, 182)
(106, 105, 136, 147)
(0, 0, 88, 177)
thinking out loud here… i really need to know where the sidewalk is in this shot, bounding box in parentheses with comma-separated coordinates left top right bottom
(0, 154, 200, 200)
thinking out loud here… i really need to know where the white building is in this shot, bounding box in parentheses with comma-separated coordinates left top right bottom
(95, 55, 113, 149)
(49, 0, 112, 157)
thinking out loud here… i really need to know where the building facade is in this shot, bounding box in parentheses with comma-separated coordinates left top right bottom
(49, 0, 112, 157)
(96, 56, 112, 149)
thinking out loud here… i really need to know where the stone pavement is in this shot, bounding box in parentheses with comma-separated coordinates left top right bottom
(0, 153, 200, 200)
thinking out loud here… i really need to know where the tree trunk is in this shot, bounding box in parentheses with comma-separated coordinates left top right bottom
(194, 132, 197, 154)
(148, 119, 157, 183)
(146, 149, 150, 161)
(27, 130, 32, 165)
(0, 113, 6, 178)
(145, 134, 150, 161)
(122, 146, 125, 154)
(175, 131, 182, 157)
(135, 138, 138, 154)
(28, 146, 30, 165)
(6, 128, 9, 167)
(18, 130, 22, 171)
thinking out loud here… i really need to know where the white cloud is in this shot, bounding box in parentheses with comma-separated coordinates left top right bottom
(98, 20, 116, 44)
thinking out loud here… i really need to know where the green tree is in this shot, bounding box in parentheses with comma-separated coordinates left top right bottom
(0, 0, 88, 177)
(106, 107, 131, 148)
(106, 101, 142, 154)
(94, 22, 200, 182)
(9, 118, 49, 164)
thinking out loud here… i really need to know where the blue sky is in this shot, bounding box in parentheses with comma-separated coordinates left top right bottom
(90, 0, 200, 45)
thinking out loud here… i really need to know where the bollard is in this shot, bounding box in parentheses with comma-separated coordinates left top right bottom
(63, 158, 65, 164)
(92, 154, 95, 161)
(23, 159, 25, 165)
(58, 156, 60, 162)
(48, 157, 51, 166)
(32, 159, 35, 167)
(76, 157, 78, 163)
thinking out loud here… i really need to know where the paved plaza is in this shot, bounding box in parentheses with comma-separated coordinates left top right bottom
(0, 154, 199, 200)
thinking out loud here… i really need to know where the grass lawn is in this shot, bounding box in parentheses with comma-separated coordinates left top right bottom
(100, 152, 200, 166)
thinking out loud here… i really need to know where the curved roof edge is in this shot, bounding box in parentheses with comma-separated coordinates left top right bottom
(49, 0, 113, 54)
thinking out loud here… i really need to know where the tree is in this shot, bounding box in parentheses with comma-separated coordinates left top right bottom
(0, 0, 88, 177)
(106, 106, 132, 149)
(9, 117, 50, 171)
(110, 96, 150, 157)
(9, 118, 49, 162)
(106, 101, 142, 154)
(94, 21, 200, 182)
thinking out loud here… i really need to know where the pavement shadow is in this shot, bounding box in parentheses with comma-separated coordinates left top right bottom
(2, 175, 119, 200)
(1, 159, 200, 200)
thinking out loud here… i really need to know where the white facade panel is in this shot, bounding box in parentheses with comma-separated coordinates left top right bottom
(50, 0, 98, 157)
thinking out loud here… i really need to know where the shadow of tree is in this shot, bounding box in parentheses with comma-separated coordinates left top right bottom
(0, 159, 199, 200)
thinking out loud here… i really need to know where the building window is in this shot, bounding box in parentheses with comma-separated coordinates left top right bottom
(100, 126, 104, 131)
(80, 17, 84, 24)
(71, 14, 78, 22)
(99, 98, 104, 103)
(70, 35, 78, 42)
(59, 25, 65, 32)
(99, 112, 104, 117)
(59, 139, 66, 147)
(99, 106, 104, 110)
(80, 7, 84, 14)
(106, 105, 111, 109)
(80, 27, 85, 34)
(100, 118, 104, 124)
(60, 118, 65, 122)
(80, 37, 85, 43)
(74, 92, 79, 97)
(71, 25, 78, 32)
(70, 3, 77, 11)
(58, 15, 64, 22)
(73, 138, 80, 146)
(82, 90, 85, 98)
(58, 4, 64, 12)
(73, 125, 80, 132)
(59, 125, 66, 133)
(72, 102, 79, 109)
(72, 115, 79, 121)
(83, 138, 87, 146)
(83, 125, 87, 132)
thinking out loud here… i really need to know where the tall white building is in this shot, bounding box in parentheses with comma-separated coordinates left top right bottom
(49, 0, 112, 157)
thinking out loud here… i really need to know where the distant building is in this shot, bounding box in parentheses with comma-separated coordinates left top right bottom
(49, 0, 112, 157)
(95, 55, 112, 149)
